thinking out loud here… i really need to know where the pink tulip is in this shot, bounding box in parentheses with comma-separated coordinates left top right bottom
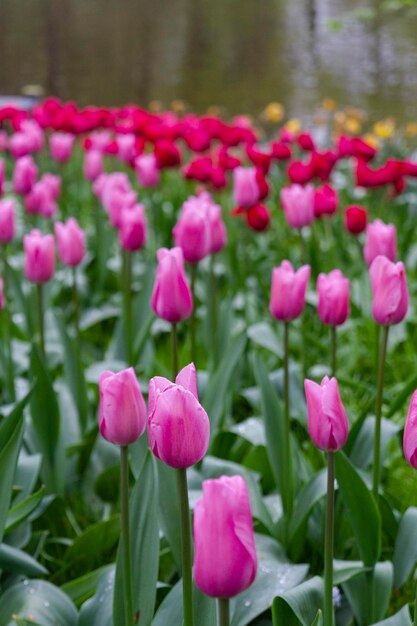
(23, 229, 55, 283)
(20, 120, 44, 152)
(314, 183, 338, 217)
(101, 174, 137, 228)
(0, 159, 4, 195)
(41, 173, 61, 200)
(193, 475, 257, 598)
(0, 277, 4, 310)
(206, 200, 227, 254)
(49, 132, 75, 163)
(54, 218, 86, 267)
(233, 167, 260, 209)
(370, 255, 408, 325)
(9, 132, 34, 159)
(404, 390, 417, 469)
(134, 154, 160, 188)
(317, 270, 350, 326)
(25, 181, 57, 219)
(304, 376, 349, 451)
(13, 156, 38, 195)
(118, 204, 147, 252)
(364, 219, 397, 266)
(148, 363, 210, 468)
(269, 260, 310, 322)
(151, 247, 193, 323)
(84, 149, 103, 181)
(280, 184, 315, 229)
(173, 203, 210, 264)
(86, 130, 112, 152)
(116, 134, 137, 163)
(0, 199, 15, 244)
(98, 367, 147, 446)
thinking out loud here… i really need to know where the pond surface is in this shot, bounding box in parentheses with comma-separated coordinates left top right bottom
(1, 0, 417, 120)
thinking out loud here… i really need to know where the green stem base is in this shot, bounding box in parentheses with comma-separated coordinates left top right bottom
(324, 451, 335, 626)
(177, 468, 193, 626)
(120, 446, 134, 625)
(217, 598, 229, 626)
(372, 325, 389, 499)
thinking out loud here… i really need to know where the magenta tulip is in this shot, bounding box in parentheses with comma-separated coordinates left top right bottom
(116, 134, 136, 163)
(135, 154, 160, 188)
(304, 376, 349, 451)
(55, 218, 86, 267)
(269, 260, 310, 322)
(173, 203, 210, 264)
(23, 229, 55, 283)
(317, 270, 350, 326)
(84, 150, 104, 182)
(49, 132, 75, 163)
(118, 204, 147, 252)
(233, 166, 260, 209)
(404, 391, 417, 469)
(193, 475, 257, 598)
(314, 184, 338, 218)
(13, 156, 38, 195)
(280, 184, 315, 229)
(41, 173, 61, 200)
(364, 219, 397, 266)
(370, 255, 408, 326)
(25, 181, 57, 219)
(0, 199, 15, 244)
(98, 367, 147, 446)
(151, 247, 193, 323)
(148, 363, 210, 468)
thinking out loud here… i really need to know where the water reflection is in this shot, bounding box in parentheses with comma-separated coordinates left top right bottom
(0, 0, 417, 119)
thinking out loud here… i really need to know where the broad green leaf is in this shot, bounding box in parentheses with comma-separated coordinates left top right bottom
(335, 451, 381, 566)
(62, 565, 113, 608)
(272, 576, 324, 626)
(349, 417, 399, 469)
(13, 452, 42, 504)
(155, 460, 182, 571)
(0, 392, 30, 543)
(333, 559, 367, 584)
(132, 264, 156, 364)
(0, 579, 77, 626)
(289, 470, 327, 542)
(393, 507, 417, 588)
(151, 580, 216, 626)
(0, 543, 48, 576)
(372, 605, 412, 625)
(5, 487, 45, 534)
(247, 322, 282, 357)
(113, 452, 160, 626)
(342, 561, 393, 625)
(78, 567, 114, 626)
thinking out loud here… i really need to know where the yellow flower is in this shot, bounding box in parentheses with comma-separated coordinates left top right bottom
(262, 102, 285, 123)
(373, 118, 396, 140)
(363, 134, 380, 150)
(405, 122, 417, 137)
(322, 98, 337, 112)
(285, 118, 302, 134)
(345, 117, 361, 135)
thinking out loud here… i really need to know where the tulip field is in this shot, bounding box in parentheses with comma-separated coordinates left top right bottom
(1, 98, 417, 626)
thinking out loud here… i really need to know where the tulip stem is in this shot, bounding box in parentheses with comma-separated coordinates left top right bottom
(372, 325, 389, 499)
(190, 263, 197, 364)
(177, 468, 194, 626)
(330, 326, 337, 377)
(171, 323, 179, 379)
(217, 598, 230, 626)
(283, 322, 294, 534)
(36, 283, 45, 358)
(72, 266, 80, 346)
(324, 451, 335, 626)
(122, 250, 134, 366)
(120, 445, 134, 626)
(1, 247, 15, 401)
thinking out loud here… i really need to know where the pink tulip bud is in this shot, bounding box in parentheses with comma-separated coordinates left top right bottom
(404, 390, 417, 469)
(364, 219, 397, 266)
(151, 247, 193, 323)
(9, 132, 34, 159)
(118, 204, 147, 252)
(134, 154, 160, 188)
(317, 270, 350, 326)
(54, 218, 86, 267)
(148, 363, 210, 468)
(304, 376, 349, 451)
(25, 181, 57, 219)
(49, 132, 75, 163)
(314, 183, 338, 217)
(280, 184, 315, 229)
(370, 255, 408, 326)
(0, 199, 15, 244)
(0, 277, 4, 310)
(98, 367, 147, 446)
(193, 475, 257, 598)
(116, 134, 137, 163)
(13, 156, 38, 195)
(101, 174, 137, 229)
(23, 229, 55, 283)
(233, 167, 260, 209)
(84, 149, 104, 182)
(269, 260, 310, 322)
(206, 200, 227, 254)
(41, 173, 61, 200)
(173, 203, 210, 264)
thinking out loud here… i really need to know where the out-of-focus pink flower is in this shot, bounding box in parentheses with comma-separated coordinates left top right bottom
(135, 154, 160, 187)
(370, 255, 408, 326)
(364, 219, 397, 266)
(0, 159, 4, 195)
(0, 199, 16, 244)
(304, 376, 349, 451)
(84, 149, 103, 181)
(280, 184, 315, 229)
(344, 205, 368, 235)
(246, 204, 271, 231)
(314, 184, 338, 217)
(23, 229, 55, 283)
(13, 156, 38, 195)
(270, 260, 310, 321)
(233, 167, 261, 209)
(41, 173, 61, 200)
(118, 204, 147, 252)
(54, 218, 86, 267)
(404, 390, 417, 469)
(25, 180, 58, 219)
(116, 134, 137, 163)
(49, 132, 75, 163)
(151, 247, 193, 323)
(317, 270, 350, 326)
(173, 201, 210, 264)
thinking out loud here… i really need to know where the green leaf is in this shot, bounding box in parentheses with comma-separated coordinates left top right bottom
(151, 580, 216, 626)
(0, 393, 30, 544)
(78, 567, 114, 626)
(155, 460, 182, 571)
(335, 451, 381, 566)
(0, 543, 48, 576)
(247, 322, 282, 357)
(113, 452, 160, 626)
(61, 565, 113, 608)
(289, 470, 327, 542)
(349, 417, 399, 469)
(372, 605, 412, 625)
(393, 507, 417, 588)
(5, 487, 45, 534)
(272, 576, 324, 626)
(342, 561, 393, 625)
(333, 559, 368, 584)
(0, 579, 77, 626)
(311, 610, 323, 626)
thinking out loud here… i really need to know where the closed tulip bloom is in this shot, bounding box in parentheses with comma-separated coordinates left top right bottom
(270, 260, 310, 322)
(193, 475, 257, 598)
(246, 204, 271, 231)
(280, 184, 315, 229)
(173, 204, 210, 264)
(49, 132, 75, 163)
(151, 247, 193, 323)
(13, 156, 38, 195)
(116, 134, 137, 163)
(233, 167, 260, 209)
(0, 199, 16, 244)
(404, 391, 417, 469)
(344, 205, 368, 235)
(317, 270, 350, 326)
(364, 219, 397, 266)
(54, 218, 86, 267)
(370, 255, 408, 325)
(148, 363, 210, 468)
(118, 204, 147, 252)
(23, 229, 55, 283)
(84, 149, 103, 181)
(207, 201, 227, 253)
(314, 184, 338, 218)
(135, 154, 160, 188)
(41, 173, 61, 200)
(304, 376, 349, 451)
(25, 181, 58, 219)
(98, 367, 147, 446)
